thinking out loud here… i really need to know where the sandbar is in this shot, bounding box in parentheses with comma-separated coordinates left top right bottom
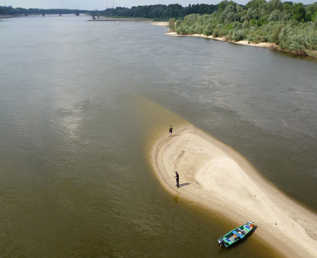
(151, 21, 169, 26)
(152, 126, 317, 258)
(0, 15, 15, 19)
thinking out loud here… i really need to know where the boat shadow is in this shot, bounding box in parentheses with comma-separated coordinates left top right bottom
(179, 183, 190, 188)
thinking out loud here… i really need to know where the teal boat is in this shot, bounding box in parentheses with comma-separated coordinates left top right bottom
(218, 221, 256, 248)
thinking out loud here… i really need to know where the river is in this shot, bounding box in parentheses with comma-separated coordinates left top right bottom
(0, 15, 316, 258)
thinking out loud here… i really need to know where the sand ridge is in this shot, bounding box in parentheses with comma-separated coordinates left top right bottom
(152, 125, 317, 258)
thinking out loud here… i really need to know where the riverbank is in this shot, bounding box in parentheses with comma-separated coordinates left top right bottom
(166, 31, 277, 48)
(90, 17, 171, 27)
(166, 31, 317, 58)
(90, 17, 155, 22)
(90, 17, 169, 25)
(0, 15, 15, 19)
(151, 21, 169, 26)
(152, 126, 317, 258)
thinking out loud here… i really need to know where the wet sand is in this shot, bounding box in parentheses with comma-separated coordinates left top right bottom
(152, 126, 317, 258)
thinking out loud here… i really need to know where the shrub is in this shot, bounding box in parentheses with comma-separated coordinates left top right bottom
(278, 26, 291, 48)
(257, 17, 268, 26)
(179, 25, 190, 35)
(250, 19, 257, 26)
(242, 20, 250, 29)
(195, 24, 204, 34)
(256, 35, 266, 42)
(203, 25, 214, 36)
(225, 23, 234, 30)
(218, 29, 228, 37)
(233, 21, 243, 29)
(271, 24, 285, 43)
(212, 29, 219, 37)
(268, 10, 282, 21)
(188, 25, 195, 34)
(169, 18, 176, 31)
(230, 29, 246, 41)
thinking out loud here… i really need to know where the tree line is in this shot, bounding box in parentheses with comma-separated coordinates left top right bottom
(169, 0, 317, 57)
(92, 4, 218, 19)
(0, 6, 89, 15)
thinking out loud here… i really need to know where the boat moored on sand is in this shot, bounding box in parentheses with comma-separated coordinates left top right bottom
(218, 221, 257, 248)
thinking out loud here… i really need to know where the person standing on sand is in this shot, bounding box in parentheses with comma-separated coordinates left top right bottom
(169, 125, 173, 137)
(174, 171, 179, 188)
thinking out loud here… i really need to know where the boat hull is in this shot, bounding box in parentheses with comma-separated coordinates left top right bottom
(218, 221, 257, 248)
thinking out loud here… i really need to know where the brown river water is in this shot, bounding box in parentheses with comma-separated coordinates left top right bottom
(0, 15, 316, 257)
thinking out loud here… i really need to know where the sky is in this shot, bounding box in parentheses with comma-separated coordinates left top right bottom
(3, 0, 316, 10)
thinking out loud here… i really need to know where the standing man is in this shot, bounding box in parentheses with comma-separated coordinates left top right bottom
(169, 125, 173, 137)
(174, 171, 179, 188)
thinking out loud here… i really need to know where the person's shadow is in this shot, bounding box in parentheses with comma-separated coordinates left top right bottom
(179, 183, 190, 188)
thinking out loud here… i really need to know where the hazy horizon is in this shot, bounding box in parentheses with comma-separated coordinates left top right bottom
(3, 0, 316, 11)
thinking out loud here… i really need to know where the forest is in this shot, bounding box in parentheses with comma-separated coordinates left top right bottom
(168, 0, 317, 57)
(97, 4, 218, 19)
(0, 6, 89, 15)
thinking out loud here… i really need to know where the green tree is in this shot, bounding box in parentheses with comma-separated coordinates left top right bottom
(271, 24, 285, 43)
(268, 9, 282, 21)
(306, 3, 317, 16)
(266, 0, 283, 13)
(169, 18, 176, 30)
(257, 16, 268, 26)
(218, 0, 231, 12)
(292, 3, 306, 22)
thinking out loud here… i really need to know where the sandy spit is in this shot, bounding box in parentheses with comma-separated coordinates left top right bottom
(152, 126, 317, 258)
(0, 15, 15, 19)
(151, 21, 169, 26)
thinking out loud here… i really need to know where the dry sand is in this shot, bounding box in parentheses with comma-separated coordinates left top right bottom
(166, 32, 277, 49)
(0, 15, 15, 19)
(152, 126, 317, 258)
(151, 21, 169, 26)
